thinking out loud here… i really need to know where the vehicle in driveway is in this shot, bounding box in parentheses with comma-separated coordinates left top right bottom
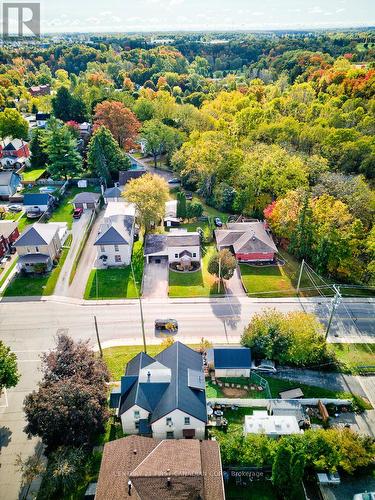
(8, 204, 22, 212)
(168, 178, 180, 185)
(214, 217, 223, 227)
(73, 207, 83, 219)
(26, 206, 42, 219)
(155, 319, 178, 335)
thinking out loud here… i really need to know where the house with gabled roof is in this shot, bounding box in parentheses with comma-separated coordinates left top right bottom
(0, 138, 30, 169)
(94, 201, 135, 266)
(0, 171, 21, 199)
(110, 342, 207, 440)
(215, 221, 278, 262)
(95, 435, 225, 500)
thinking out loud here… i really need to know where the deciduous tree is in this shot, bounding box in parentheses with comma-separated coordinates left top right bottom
(0, 108, 28, 139)
(208, 249, 237, 281)
(93, 100, 140, 149)
(0, 341, 20, 393)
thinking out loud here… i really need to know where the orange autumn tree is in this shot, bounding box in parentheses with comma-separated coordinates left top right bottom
(93, 100, 140, 150)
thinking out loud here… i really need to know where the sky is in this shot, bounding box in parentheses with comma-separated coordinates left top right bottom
(34, 0, 375, 33)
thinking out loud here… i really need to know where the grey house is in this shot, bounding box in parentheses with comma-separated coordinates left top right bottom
(103, 185, 123, 203)
(0, 171, 21, 200)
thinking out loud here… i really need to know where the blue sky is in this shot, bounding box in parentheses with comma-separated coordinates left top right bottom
(38, 0, 375, 33)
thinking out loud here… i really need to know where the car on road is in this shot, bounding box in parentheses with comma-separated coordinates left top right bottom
(73, 207, 84, 219)
(154, 319, 178, 335)
(8, 204, 23, 212)
(168, 178, 180, 185)
(214, 217, 223, 227)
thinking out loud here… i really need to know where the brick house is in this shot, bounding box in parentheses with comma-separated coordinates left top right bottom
(0, 138, 30, 169)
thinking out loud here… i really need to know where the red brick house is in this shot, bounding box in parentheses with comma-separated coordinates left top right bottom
(0, 220, 19, 258)
(0, 138, 30, 169)
(215, 221, 278, 262)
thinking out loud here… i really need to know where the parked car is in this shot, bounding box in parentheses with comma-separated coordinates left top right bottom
(26, 207, 42, 219)
(252, 360, 277, 373)
(168, 178, 180, 185)
(73, 207, 83, 219)
(154, 319, 178, 335)
(214, 217, 223, 227)
(185, 191, 193, 200)
(8, 204, 23, 212)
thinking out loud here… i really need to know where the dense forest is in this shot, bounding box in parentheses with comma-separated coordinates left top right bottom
(0, 31, 373, 285)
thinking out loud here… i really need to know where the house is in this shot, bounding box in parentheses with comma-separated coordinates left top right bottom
(14, 222, 68, 272)
(0, 138, 30, 169)
(164, 199, 180, 228)
(29, 84, 51, 97)
(23, 193, 54, 213)
(94, 202, 135, 266)
(78, 122, 92, 140)
(215, 221, 278, 262)
(72, 192, 100, 210)
(144, 229, 200, 265)
(207, 346, 252, 378)
(243, 411, 303, 438)
(35, 112, 50, 128)
(119, 168, 146, 185)
(0, 171, 21, 200)
(0, 220, 19, 258)
(109, 342, 207, 440)
(103, 185, 123, 204)
(95, 436, 225, 500)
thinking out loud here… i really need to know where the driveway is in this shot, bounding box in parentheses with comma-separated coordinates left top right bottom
(225, 265, 246, 297)
(54, 210, 91, 297)
(142, 258, 169, 298)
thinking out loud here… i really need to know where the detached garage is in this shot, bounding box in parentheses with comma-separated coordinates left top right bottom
(72, 192, 100, 210)
(208, 346, 252, 378)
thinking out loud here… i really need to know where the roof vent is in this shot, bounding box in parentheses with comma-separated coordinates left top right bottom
(147, 370, 151, 382)
(128, 480, 132, 496)
(167, 477, 171, 488)
(133, 449, 137, 455)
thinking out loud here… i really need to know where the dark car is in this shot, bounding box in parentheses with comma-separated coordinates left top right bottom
(185, 192, 193, 200)
(155, 319, 178, 335)
(168, 178, 180, 185)
(214, 217, 223, 227)
(73, 207, 83, 219)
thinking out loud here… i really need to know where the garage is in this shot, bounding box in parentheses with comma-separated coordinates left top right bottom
(207, 346, 252, 378)
(72, 192, 100, 211)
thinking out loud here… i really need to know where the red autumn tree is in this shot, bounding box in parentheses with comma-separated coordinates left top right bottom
(93, 100, 140, 150)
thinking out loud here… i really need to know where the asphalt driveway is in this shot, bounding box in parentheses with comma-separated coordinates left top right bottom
(142, 258, 169, 298)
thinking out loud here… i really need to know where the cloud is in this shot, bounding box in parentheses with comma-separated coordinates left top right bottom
(309, 6, 324, 14)
(169, 0, 184, 5)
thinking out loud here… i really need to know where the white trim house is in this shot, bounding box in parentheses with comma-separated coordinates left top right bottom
(144, 229, 201, 264)
(110, 342, 207, 440)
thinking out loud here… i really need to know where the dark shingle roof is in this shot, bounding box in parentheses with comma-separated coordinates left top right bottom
(167, 233, 200, 247)
(215, 221, 277, 254)
(104, 186, 123, 198)
(94, 215, 134, 246)
(72, 192, 100, 204)
(144, 234, 167, 255)
(213, 346, 252, 369)
(23, 193, 52, 206)
(119, 169, 146, 185)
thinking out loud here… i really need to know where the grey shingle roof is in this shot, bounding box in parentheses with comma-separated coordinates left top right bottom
(72, 192, 100, 204)
(215, 222, 277, 254)
(14, 223, 60, 247)
(94, 215, 134, 246)
(18, 254, 50, 264)
(144, 232, 200, 256)
(167, 233, 200, 247)
(104, 186, 123, 198)
(144, 234, 167, 255)
(0, 171, 20, 186)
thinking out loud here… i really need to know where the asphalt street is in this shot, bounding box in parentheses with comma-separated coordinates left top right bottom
(0, 296, 374, 499)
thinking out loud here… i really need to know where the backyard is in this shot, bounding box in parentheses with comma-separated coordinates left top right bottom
(84, 240, 144, 300)
(21, 167, 46, 182)
(2, 237, 72, 297)
(49, 185, 100, 229)
(169, 244, 223, 298)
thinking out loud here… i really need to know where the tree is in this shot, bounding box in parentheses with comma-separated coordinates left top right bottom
(272, 440, 305, 500)
(208, 249, 237, 282)
(41, 447, 85, 499)
(52, 87, 88, 122)
(87, 125, 130, 182)
(29, 128, 48, 169)
(123, 173, 169, 232)
(0, 341, 20, 393)
(93, 100, 140, 149)
(43, 118, 83, 180)
(289, 192, 314, 261)
(24, 378, 109, 449)
(0, 108, 28, 139)
(142, 119, 183, 168)
(176, 191, 187, 219)
(186, 201, 203, 219)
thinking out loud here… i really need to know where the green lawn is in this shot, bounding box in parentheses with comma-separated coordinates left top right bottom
(84, 240, 144, 300)
(103, 345, 167, 379)
(226, 482, 277, 500)
(3, 243, 71, 297)
(169, 245, 222, 297)
(49, 186, 100, 229)
(0, 258, 18, 289)
(206, 380, 268, 400)
(330, 343, 375, 374)
(21, 168, 46, 182)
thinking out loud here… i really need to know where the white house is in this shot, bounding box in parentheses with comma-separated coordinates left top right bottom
(144, 229, 201, 265)
(94, 202, 135, 266)
(207, 346, 252, 378)
(109, 342, 207, 440)
(243, 411, 303, 438)
(14, 222, 68, 272)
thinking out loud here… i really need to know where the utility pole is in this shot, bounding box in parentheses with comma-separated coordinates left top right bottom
(296, 259, 305, 295)
(96, 269, 98, 300)
(325, 285, 341, 339)
(217, 256, 221, 294)
(131, 260, 147, 353)
(94, 315, 103, 357)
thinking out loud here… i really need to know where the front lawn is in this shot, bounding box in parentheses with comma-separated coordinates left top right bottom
(49, 186, 100, 229)
(331, 343, 375, 374)
(3, 242, 71, 297)
(21, 167, 46, 182)
(84, 240, 144, 300)
(169, 245, 222, 297)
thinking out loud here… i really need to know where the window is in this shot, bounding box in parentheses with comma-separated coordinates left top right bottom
(100, 245, 105, 252)
(192, 253, 196, 258)
(174, 253, 178, 258)
(134, 410, 140, 419)
(135, 421, 140, 430)
(166, 417, 172, 426)
(35, 246, 39, 253)
(184, 417, 190, 425)
(114, 244, 119, 251)
(166, 431, 174, 439)
(115, 255, 122, 263)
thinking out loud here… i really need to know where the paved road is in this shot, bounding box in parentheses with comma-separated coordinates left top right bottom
(0, 296, 374, 499)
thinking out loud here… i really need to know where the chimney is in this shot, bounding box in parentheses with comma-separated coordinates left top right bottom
(128, 480, 132, 496)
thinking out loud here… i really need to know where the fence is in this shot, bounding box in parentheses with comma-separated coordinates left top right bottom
(207, 397, 352, 407)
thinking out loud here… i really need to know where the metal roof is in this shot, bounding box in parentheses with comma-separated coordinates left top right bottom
(23, 193, 52, 206)
(213, 347, 252, 369)
(0, 171, 20, 186)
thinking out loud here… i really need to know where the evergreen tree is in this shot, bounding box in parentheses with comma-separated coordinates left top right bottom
(52, 87, 88, 123)
(30, 128, 48, 169)
(289, 192, 314, 260)
(176, 191, 187, 219)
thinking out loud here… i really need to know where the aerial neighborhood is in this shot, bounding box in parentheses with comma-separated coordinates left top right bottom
(0, 19, 374, 500)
